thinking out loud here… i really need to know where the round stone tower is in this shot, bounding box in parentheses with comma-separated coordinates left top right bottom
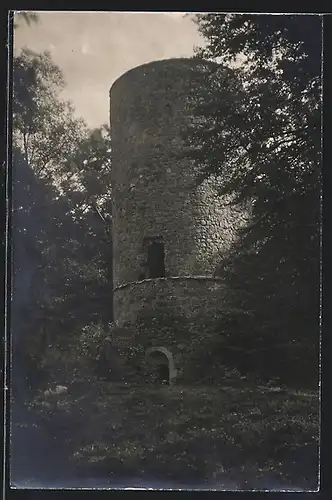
(110, 58, 247, 384)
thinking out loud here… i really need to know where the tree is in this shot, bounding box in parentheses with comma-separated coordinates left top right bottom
(12, 48, 113, 393)
(184, 14, 322, 387)
(14, 11, 39, 29)
(13, 49, 88, 177)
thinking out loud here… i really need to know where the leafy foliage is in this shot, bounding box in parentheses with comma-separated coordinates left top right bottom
(13, 49, 88, 178)
(182, 14, 322, 387)
(12, 49, 113, 395)
(13, 11, 39, 30)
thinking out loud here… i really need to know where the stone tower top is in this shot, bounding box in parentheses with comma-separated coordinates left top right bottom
(110, 58, 245, 291)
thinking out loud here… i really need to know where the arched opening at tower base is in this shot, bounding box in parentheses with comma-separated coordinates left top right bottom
(145, 347, 177, 385)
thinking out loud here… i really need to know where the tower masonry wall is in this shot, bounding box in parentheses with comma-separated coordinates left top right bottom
(113, 277, 227, 328)
(109, 58, 250, 380)
(110, 58, 249, 293)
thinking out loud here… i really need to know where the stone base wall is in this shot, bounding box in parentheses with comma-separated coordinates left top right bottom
(112, 277, 227, 382)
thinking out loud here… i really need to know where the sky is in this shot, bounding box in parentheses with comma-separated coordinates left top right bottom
(14, 11, 204, 129)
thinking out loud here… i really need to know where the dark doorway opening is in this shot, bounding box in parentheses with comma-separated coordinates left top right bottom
(147, 241, 165, 278)
(147, 351, 170, 385)
(158, 364, 169, 385)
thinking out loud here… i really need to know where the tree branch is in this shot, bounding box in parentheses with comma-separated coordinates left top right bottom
(91, 202, 111, 234)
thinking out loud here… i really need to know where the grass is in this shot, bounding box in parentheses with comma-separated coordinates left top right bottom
(21, 378, 320, 490)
